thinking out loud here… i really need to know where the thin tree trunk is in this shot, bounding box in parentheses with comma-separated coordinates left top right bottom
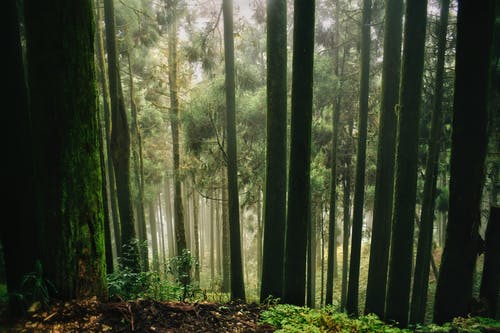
(409, 0, 450, 324)
(128, 53, 149, 271)
(341, 122, 353, 310)
(346, 0, 371, 316)
(164, 179, 176, 257)
(104, 0, 140, 272)
(307, 208, 317, 308)
(94, 0, 115, 273)
(193, 186, 201, 282)
(149, 202, 160, 272)
(222, 0, 245, 301)
(166, 2, 188, 268)
(158, 194, 167, 275)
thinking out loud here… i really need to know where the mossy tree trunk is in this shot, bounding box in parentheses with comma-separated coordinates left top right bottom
(434, 0, 495, 323)
(24, 0, 107, 299)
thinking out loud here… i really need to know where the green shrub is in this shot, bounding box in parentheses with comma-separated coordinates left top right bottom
(260, 304, 500, 333)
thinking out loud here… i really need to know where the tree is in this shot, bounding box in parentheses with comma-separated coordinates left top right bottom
(104, 0, 141, 272)
(434, 0, 496, 324)
(127, 53, 149, 271)
(480, 207, 500, 318)
(148, 202, 160, 272)
(385, 0, 428, 326)
(2, 0, 38, 315)
(223, 0, 246, 300)
(364, 0, 403, 317)
(409, 0, 450, 324)
(24, 0, 107, 299)
(260, 0, 287, 302)
(345, 0, 372, 315)
(325, 0, 344, 305)
(95, 0, 118, 273)
(283, 0, 315, 306)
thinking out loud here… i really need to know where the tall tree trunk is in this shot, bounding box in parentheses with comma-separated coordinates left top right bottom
(434, 1, 495, 323)
(341, 118, 354, 310)
(3, 0, 38, 315)
(158, 194, 167, 275)
(164, 179, 176, 257)
(260, 0, 287, 302)
(149, 201, 160, 272)
(480, 207, 500, 318)
(210, 194, 215, 282)
(222, 0, 245, 301)
(192, 186, 201, 282)
(385, 0, 428, 326)
(256, 191, 263, 291)
(346, 0, 371, 316)
(128, 53, 149, 271)
(221, 180, 231, 292)
(24, 0, 107, 299)
(326, 3, 341, 305)
(103, 0, 140, 272)
(364, 0, 403, 317)
(166, 1, 188, 266)
(409, 0, 450, 324)
(307, 208, 317, 308)
(283, 0, 315, 306)
(94, 0, 115, 274)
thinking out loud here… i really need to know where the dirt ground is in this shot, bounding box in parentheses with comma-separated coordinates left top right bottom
(0, 298, 276, 332)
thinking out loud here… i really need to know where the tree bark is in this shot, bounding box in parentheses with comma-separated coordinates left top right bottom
(166, 1, 188, 264)
(103, 0, 140, 272)
(409, 0, 450, 324)
(260, 0, 287, 302)
(128, 53, 149, 271)
(283, 0, 315, 306)
(24, 0, 107, 299)
(3, 0, 38, 315)
(385, 0, 428, 326)
(364, 0, 403, 317)
(149, 202, 160, 272)
(345, 0, 371, 316)
(222, 0, 246, 301)
(479, 207, 500, 318)
(434, 0, 495, 324)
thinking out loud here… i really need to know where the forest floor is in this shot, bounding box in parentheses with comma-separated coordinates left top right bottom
(0, 298, 276, 332)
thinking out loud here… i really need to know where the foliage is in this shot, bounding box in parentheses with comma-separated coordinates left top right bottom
(20, 260, 56, 310)
(167, 249, 198, 301)
(108, 248, 199, 302)
(259, 304, 500, 333)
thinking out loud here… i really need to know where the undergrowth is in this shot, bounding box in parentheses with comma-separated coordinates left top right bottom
(259, 304, 500, 333)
